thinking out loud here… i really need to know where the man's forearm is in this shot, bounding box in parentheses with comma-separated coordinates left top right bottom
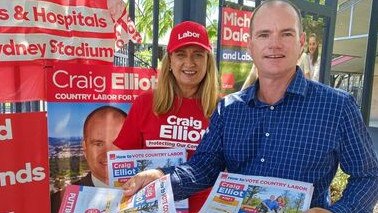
(161, 158, 224, 201)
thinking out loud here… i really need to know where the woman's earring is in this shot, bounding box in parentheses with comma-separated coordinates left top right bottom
(169, 68, 172, 72)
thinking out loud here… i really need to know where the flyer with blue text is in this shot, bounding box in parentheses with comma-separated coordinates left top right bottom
(200, 172, 314, 213)
(107, 148, 188, 212)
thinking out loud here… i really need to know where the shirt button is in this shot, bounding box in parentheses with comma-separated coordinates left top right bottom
(260, 158, 265, 162)
(270, 106, 275, 110)
(265, 133, 270, 137)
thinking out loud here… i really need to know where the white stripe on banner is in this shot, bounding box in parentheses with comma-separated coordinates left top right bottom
(0, 0, 142, 63)
(0, 34, 115, 61)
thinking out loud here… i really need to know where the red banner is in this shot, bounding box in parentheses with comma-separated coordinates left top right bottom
(46, 63, 158, 103)
(0, 62, 46, 102)
(0, 0, 141, 64)
(220, 6, 254, 95)
(0, 112, 49, 213)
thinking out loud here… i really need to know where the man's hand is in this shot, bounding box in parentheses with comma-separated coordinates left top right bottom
(121, 169, 165, 196)
(305, 207, 332, 213)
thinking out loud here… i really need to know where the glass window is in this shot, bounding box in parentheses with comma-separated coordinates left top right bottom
(369, 37, 378, 127)
(351, 0, 372, 35)
(331, 0, 372, 106)
(335, 2, 351, 38)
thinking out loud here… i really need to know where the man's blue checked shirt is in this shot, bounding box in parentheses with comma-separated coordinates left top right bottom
(163, 68, 378, 213)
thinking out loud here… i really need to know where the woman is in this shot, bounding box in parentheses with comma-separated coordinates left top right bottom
(114, 21, 219, 212)
(276, 196, 286, 213)
(297, 49, 311, 79)
(307, 33, 320, 81)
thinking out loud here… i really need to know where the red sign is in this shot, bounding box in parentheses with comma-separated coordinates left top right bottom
(46, 63, 158, 103)
(221, 73, 235, 89)
(0, 62, 46, 102)
(0, 112, 49, 213)
(221, 7, 253, 47)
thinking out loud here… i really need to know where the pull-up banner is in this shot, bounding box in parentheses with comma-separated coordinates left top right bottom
(46, 63, 158, 212)
(0, 112, 49, 213)
(220, 6, 253, 94)
(0, 0, 141, 64)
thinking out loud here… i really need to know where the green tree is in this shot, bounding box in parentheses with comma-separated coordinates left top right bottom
(134, 0, 173, 43)
(302, 14, 325, 43)
(132, 0, 220, 66)
(308, 0, 326, 5)
(137, 159, 153, 171)
(293, 193, 305, 213)
(242, 185, 263, 205)
(164, 158, 173, 167)
(206, 0, 219, 43)
(134, 0, 219, 44)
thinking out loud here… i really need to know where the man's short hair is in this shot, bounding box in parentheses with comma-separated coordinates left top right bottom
(249, 0, 303, 34)
(83, 106, 127, 139)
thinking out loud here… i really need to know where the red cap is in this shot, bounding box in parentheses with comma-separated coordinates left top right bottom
(167, 21, 212, 53)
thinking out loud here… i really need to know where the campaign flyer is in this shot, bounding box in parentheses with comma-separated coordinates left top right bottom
(107, 148, 188, 212)
(59, 174, 176, 213)
(201, 172, 314, 213)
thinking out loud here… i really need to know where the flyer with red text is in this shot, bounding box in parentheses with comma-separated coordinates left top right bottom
(201, 172, 314, 213)
(107, 148, 188, 212)
(59, 175, 176, 213)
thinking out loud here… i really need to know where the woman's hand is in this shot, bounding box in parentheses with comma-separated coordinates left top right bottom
(121, 169, 165, 196)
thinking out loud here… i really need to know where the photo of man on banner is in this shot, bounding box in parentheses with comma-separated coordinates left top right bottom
(49, 104, 129, 212)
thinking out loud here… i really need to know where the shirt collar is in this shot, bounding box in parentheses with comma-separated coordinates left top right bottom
(246, 66, 308, 105)
(91, 174, 110, 188)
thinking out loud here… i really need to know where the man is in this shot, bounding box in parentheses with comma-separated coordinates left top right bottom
(121, 1, 378, 212)
(51, 105, 127, 212)
(260, 195, 279, 213)
(73, 105, 126, 187)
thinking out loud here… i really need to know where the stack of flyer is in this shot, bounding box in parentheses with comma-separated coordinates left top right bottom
(59, 174, 175, 213)
(107, 148, 188, 212)
(200, 172, 314, 213)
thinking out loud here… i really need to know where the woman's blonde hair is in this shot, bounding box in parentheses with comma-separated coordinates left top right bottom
(241, 64, 258, 90)
(153, 52, 219, 118)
